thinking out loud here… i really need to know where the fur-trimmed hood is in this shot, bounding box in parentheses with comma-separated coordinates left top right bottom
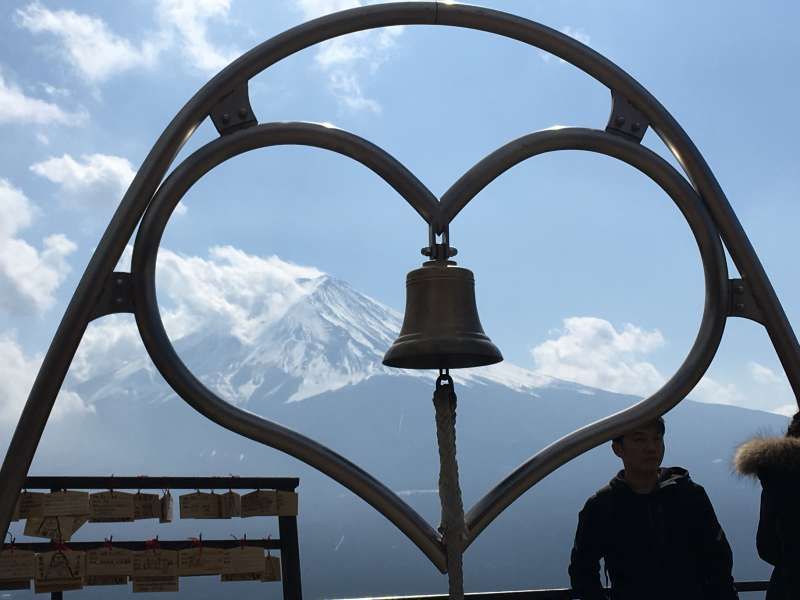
(733, 435, 800, 477)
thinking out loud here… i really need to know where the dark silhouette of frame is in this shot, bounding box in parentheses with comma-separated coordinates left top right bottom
(1, 1, 798, 577)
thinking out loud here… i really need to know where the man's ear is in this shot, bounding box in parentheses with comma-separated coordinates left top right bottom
(612, 439, 623, 458)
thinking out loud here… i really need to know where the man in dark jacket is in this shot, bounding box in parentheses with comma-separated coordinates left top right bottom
(734, 411, 800, 600)
(569, 417, 738, 600)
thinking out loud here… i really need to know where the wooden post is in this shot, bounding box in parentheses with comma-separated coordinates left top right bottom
(278, 515, 302, 600)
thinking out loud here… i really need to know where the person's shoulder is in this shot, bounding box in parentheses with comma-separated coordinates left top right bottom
(581, 483, 615, 513)
(660, 467, 716, 508)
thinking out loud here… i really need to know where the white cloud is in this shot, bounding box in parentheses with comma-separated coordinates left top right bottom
(691, 374, 744, 406)
(31, 153, 136, 198)
(155, 0, 240, 73)
(0, 71, 84, 126)
(294, 0, 403, 113)
(16, 1, 238, 82)
(15, 2, 165, 82)
(69, 246, 324, 384)
(0, 179, 76, 314)
(530, 316, 665, 397)
(0, 333, 92, 426)
(748, 361, 784, 385)
(70, 315, 145, 384)
(30, 153, 188, 216)
(328, 72, 381, 113)
(156, 246, 324, 343)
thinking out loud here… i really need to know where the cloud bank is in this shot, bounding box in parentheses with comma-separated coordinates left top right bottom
(0, 178, 76, 314)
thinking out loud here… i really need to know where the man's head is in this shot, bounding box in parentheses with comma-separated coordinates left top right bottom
(611, 417, 665, 475)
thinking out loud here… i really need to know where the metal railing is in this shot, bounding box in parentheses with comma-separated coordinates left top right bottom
(344, 581, 770, 600)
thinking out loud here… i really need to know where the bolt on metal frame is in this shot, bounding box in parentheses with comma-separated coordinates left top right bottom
(1, 1, 798, 578)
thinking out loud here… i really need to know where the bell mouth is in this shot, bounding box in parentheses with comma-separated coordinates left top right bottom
(382, 333, 503, 370)
(382, 258, 503, 370)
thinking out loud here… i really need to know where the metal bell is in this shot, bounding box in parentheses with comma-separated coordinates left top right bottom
(383, 260, 503, 369)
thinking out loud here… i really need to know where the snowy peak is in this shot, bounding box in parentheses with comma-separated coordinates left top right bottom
(233, 274, 403, 401)
(73, 252, 558, 407)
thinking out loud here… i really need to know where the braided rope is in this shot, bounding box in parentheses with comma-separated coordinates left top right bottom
(433, 373, 466, 600)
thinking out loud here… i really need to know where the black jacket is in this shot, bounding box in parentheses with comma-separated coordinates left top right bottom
(734, 436, 800, 600)
(569, 467, 738, 600)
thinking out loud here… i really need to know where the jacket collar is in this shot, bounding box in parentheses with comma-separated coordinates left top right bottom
(609, 467, 689, 494)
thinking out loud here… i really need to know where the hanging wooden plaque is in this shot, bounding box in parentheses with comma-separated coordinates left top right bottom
(0, 548, 36, 580)
(132, 549, 178, 577)
(132, 575, 179, 593)
(178, 547, 225, 576)
(89, 491, 135, 522)
(42, 490, 90, 517)
(276, 491, 299, 516)
(86, 547, 133, 576)
(241, 490, 276, 517)
(86, 574, 128, 586)
(221, 546, 264, 581)
(179, 492, 221, 519)
(262, 556, 282, 582)
(219, 491, 241, 518)
(16, 491, 45, 519)
(34, 549, 84, 593)
(24, 515, 87, 541)
(159, 491, 173, 523)
(133, 492, 161, 520)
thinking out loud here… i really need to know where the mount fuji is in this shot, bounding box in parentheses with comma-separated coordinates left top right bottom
(19, 253, 784, 599)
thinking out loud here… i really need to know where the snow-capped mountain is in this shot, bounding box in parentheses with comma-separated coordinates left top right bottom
(38, 254, 784, 599)
(70, 256, 553, 408)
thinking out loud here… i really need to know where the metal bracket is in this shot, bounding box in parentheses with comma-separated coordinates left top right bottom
(728, 278, 765, 324)
(605, 90, 649, 142)
(91, 272, 135, 320)
(210, 83, 258, 135)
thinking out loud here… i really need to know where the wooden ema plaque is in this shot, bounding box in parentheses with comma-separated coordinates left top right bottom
(34, 549, 85, 593)
(0, 548, 35, 589)
(178, 546, 225, 576)
(86, 545, 132, 585)
(262, 555, 282, 582)
(241, 490, 298, 517)
(132, 548, 178, 577)
(277, 491, 298, 516)
(42, 490, 90, 517)
(24, 515, 87, 541)
(89, 491, 135, 522)
(16, 491, 45, 519)
(86, 547, 133, 577)
(219, 490, 241, 517)
(179, 492, 222, 519)
(132, 575, 179, 593)
(160, 491, 173, 523)
(86, 574, 129, 586)
(133, 492, 161, 520)
(220, 546, 264, 582)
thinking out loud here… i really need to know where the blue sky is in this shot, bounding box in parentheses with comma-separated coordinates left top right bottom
(0, 0, 799, 429)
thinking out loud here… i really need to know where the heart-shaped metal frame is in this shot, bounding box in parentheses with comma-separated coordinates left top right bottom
(2, 2, 799, 577)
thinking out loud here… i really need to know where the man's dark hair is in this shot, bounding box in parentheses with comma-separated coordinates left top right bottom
(787, 411, 800, 438)
(613, 416, 666, 445)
